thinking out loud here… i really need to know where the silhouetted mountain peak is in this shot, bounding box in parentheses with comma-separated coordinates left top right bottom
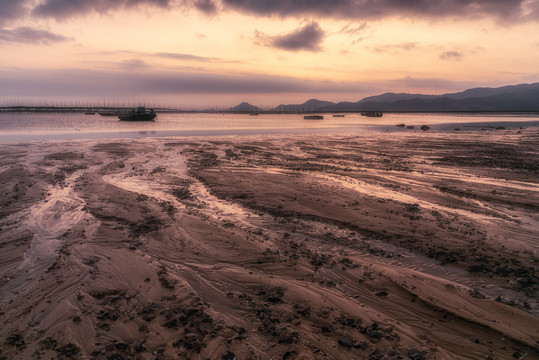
(302, 99, 334, 107)
(227, 102, 262, 112)
(274, 99, 335, 112)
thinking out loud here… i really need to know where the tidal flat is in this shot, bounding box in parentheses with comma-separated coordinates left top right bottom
(0, 129, 538, 359)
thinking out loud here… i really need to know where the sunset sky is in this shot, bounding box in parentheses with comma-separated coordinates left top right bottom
(1, 0, 539, 108)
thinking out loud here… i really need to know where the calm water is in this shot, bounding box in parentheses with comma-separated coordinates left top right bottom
(0, 112, 537, 142)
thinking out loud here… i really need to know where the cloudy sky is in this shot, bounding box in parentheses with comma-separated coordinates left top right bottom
(1, 0, 538, 108)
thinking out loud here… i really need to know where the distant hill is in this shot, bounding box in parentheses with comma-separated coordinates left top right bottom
(227, 102, 263, 113)
(359, 93, 436, 103)
(269, 82, 539, 112)
(274, 99, 335, 113)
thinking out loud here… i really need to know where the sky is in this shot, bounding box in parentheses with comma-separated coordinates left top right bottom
(1, 0, 539, 109)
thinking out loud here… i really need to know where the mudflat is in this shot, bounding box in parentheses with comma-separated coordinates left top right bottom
(0, 129, 538, 359)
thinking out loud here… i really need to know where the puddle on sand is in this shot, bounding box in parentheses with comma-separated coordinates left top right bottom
(102, 146, 190, 206)
(189, 180, 261, 226)
(102, 148, 262, 229)
(23, 171, 94, 271)
(260, 167, 501, 223)
(1, 170, 97, 305)
(104, 174, 185, 207)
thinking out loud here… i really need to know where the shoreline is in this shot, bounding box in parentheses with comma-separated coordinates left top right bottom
(2, 105, 539, 116)
(1, 129, 538, 359)
(1, 118, 538, 144)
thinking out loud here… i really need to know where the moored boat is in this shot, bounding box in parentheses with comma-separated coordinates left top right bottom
(118, 107, 156, 121)
(98, 111, 118, 116)
(304, 115, 324, 120)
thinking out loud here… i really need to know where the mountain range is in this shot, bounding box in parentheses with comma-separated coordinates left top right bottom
(227, 82, 539, 113)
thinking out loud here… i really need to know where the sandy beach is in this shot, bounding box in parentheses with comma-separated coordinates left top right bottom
(0, 128, 538, 359)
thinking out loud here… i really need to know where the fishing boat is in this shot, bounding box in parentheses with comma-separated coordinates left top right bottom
(118, 107, 156, 121)
(360, 111, 383, 117)
(304, 115, 324, 120)
(98, 111, 118, 116)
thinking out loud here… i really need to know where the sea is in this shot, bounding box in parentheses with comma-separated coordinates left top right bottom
(0, 112, 538, 143)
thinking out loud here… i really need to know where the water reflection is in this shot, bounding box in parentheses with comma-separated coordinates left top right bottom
(0, 112, 537, 142)
(137, 131, 157, 138)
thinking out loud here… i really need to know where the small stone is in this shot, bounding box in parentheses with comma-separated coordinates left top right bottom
(107, 354, 124, 360)
(408, 348, 426, 360)
(6, 334, 25, 347)
(467, 263, 485, 272)
(38, 337, 57, 350)
(353, 341, 368, 349)
(134, 342, 144, 352)
(91, 349, 102, 356)
(115, 343, 130, 352)
(56, 343, 80, 357)
(283, 351, 296, 359)
(338, 339, 352, 347)
(222, 350, 236, 360)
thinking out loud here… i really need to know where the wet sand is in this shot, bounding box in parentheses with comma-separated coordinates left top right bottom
(0, 128, 538, 359)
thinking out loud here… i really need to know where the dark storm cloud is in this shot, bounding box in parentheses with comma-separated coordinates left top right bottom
(257, 22, 325, 52)
(31, 0, 218, 20)
(7, 0, 536, 23)
(0, 0, 31, 26)
(273, 22, 325, 51)
(0, 27, 71, 45)
(194, 0, 218, 15)
(440, 51, 463, 60)
(32, 0, 174, 19)
(221, 0, 538, 22)
(0, 67, 366, 97)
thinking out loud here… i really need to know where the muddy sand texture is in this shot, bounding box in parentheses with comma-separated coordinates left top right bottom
(0, 130, 538, 359)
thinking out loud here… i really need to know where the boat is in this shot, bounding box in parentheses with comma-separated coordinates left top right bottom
(360, 111, 383, 117)
(332, 114, 345, 117)
(304, 115, 324, 120)
(118, 107, 156, 121)
(98, 111, 118, 116)
(84, 112, 96, 115)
